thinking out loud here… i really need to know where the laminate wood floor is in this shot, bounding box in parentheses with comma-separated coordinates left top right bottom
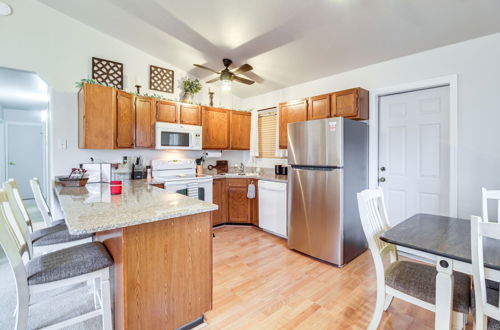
(205, 225, 473, 330)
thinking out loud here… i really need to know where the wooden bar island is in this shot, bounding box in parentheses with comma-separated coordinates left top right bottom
(54, 180, 217, 330)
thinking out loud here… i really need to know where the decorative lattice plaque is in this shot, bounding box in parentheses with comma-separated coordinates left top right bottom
(92, 57, 123, 89)
(149, 65, 174, 93)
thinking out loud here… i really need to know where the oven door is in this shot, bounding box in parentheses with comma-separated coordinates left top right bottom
(156, 130, 192, 150)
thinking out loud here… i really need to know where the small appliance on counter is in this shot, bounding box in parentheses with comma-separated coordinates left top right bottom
(132, 156, 145, 180)
(274, 164, 288, 176)
(207, 160, 228, 174)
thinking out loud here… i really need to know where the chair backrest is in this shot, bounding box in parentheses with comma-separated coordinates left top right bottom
(357, 188, 397, 277)
(30, 177, 53, 227)
(0, 189, 29, 330)
(3, 180, 34, 258)
(4, 179, 33, 231)
(482, 188, 500, 223)
(471, 215, 500, 324)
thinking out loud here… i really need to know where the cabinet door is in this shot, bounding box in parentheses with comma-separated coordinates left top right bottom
(278, 99, 307, 149)
(135, 97, 156, 148)
(250, 179, 259, 226)
(180, 104, 201, 125)
(78, 84, 117, 149)
(116, 91, 135, 148)
(229, 111, 251, 150)
(331, 88, 369, 120)
(308, 94, 330, 120)
(212, 179, 227, 226)
(202, 107, 229, 149)
(227, 179, 250, 223)
(157, 100, 178, 123)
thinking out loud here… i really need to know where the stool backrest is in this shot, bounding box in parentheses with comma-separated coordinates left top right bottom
(471, 215, 500, 325)
(30, 177, 53, 227)
(0, 189, 29, 330)
(357, 188, 397, 279)
(4, 179, 32, 230)
(482, 188, 500, 223)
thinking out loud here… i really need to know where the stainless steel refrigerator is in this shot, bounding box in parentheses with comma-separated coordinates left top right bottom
(287, 117, 368, 266)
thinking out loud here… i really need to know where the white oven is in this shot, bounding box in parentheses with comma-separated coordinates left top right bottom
(155, 122, 202, 150)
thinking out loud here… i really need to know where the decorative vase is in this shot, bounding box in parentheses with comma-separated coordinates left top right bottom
(181, 92, 193, 104)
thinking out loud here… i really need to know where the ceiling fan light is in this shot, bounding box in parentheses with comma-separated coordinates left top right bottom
(221, 79, 231, 91)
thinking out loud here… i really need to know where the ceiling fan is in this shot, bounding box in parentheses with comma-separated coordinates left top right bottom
(194, 58, 255, 91)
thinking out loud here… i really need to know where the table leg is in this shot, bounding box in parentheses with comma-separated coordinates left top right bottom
(435, 257, 454, 330)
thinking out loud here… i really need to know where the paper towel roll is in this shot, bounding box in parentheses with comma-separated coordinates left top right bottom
(205, 151, 222, 158)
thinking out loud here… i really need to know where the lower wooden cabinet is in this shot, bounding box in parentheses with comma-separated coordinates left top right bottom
(212, 178, 259, 226)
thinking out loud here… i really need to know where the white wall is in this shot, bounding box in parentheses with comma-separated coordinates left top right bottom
(0, 0, 246, 178)
(243, 32, 500, 218)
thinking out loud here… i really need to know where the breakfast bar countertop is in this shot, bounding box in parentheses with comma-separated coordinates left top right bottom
(54, 179, 218, 235)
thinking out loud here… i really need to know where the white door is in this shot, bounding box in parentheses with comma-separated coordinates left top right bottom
(379, 86, 450, 226)
(6, 122, 45, 199)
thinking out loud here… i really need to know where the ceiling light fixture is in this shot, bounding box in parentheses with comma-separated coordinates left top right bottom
(220, 69, 232, 91)
(0, 2, 12, 16)
(221, 78, 231, 91)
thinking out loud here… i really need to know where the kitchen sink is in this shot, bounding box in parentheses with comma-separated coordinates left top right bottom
(222, 173, 256, 177)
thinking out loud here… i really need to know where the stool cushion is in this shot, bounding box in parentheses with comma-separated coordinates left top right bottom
(27, 242, 113, 285)
(385, 260, 470, 313)
(31, 223, 92, 246)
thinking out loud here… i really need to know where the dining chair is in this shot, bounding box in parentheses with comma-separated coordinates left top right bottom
(357, 188, 470, 330)
(482, 188, 500, 223)
(30, 177, 63, 227)
(0, 189, 114, 330)
(3, 179, 92, 256)
(471, 215, 500, 329)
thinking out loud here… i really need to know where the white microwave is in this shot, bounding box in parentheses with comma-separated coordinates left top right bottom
(155, 122, 202, 150)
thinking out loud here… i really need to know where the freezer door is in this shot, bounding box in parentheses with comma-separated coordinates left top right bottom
(288, 118, 343, 166)
(288, 166, 343, 265)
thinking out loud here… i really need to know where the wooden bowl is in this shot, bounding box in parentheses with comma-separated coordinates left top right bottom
(56, 177, 89, 187)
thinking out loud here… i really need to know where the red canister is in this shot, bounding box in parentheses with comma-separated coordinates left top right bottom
(110, 180, 122, 195)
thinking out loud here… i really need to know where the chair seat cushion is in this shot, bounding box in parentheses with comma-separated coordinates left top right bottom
(27, 242, 113, 285)
(471, 286, 500, 329)
(385, 260, 470, 313)
(32, 223, 92, 246)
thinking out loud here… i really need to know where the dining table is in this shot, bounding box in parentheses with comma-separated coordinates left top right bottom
(380, 213, 500, 330)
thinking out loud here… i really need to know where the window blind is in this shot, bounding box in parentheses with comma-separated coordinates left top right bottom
(258, 111, 278, 158)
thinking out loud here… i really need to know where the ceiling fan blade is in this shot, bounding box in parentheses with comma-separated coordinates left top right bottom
(205, 77, 219, 84)
(233, 75, 255, 85)
(232, 64, 253, 75)
(194, 64, 220, 74)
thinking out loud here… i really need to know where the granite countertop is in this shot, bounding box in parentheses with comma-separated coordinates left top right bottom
(204, 167, 288, 183)
(54, 180, 218, 235)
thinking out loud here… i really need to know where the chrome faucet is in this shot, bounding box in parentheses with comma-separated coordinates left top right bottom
(239, 162, 245, 173)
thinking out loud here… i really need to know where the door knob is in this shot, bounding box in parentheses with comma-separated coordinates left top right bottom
(8, 161, 15, 166)
(380, 167, 386, 172)
(379, 177, 386, 183)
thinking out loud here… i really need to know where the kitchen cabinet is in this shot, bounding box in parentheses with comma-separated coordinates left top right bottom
(180, 104, 201, 125)
(227, 178, 251, 223)
(308, 94, 331, 120)
(156, 100, 178, 123)
(250, 179, 259, 227)
(229, 111, 251, 150)
(202, 106, 229, 149)
(78, 83, 117, 149)
(279, 99, 308, 149)
(135, 96, 156, 148)
(116, 90, 135, 148)
(212, 179, 227, 226)
(331, 87, 369, 120)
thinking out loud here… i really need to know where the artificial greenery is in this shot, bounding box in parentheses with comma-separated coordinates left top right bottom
(182, 77, 202, 95)
(75, 77, 107, 88)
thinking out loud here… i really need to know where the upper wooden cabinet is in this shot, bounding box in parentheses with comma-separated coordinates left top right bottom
(308, 94, 331, 120)
(279, 99, 308, 149)
(78, 84, 117, 149)
(180, 104, 201, 126)
(202, 106, 229, 149)
(331, 88, 369, 120)
(116, 91, 135, 148)
(135, 96, 156, 148)
(156, 100, 178, 123)
(229, 111, 251, 150)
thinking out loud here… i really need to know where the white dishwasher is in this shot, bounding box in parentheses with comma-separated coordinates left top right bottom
(259, 180, 288, 238)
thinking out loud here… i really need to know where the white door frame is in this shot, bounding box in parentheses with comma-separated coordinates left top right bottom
(368, 74, 458, 217)
(5, 120, 48, 199)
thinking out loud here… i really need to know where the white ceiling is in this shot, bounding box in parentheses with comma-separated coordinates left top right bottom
(39, 0, 500, 98)
(0, 67, 48, 110)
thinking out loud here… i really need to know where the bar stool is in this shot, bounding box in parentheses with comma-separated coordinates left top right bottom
(0, 189, 113, 330)
(30, 177, 64, 228)
(3, 179, 92, 256)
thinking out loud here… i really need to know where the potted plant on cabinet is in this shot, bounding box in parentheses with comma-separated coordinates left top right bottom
(181, 77, 202, 103)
